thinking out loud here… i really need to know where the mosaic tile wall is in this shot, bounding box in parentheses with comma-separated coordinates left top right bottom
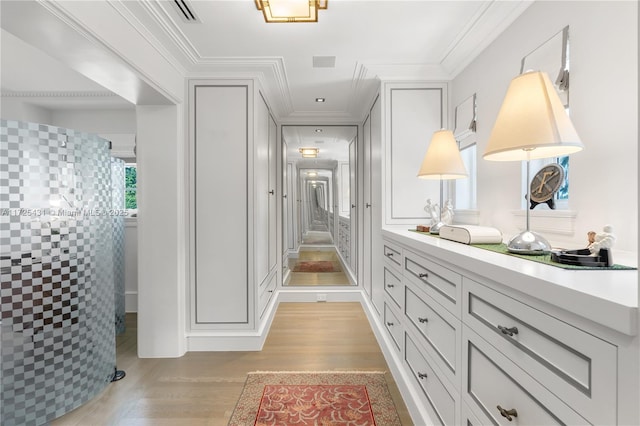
(111, 158, 125, 335)
(0, 120, 116, 426)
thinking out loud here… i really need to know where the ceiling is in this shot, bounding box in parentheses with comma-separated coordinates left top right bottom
(0, 0, 532, 150)
(283, 125, 355, 162)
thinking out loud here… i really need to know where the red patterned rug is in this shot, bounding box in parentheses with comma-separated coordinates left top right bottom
(228, 371, 402, 426)
(292, 261, 339, 273)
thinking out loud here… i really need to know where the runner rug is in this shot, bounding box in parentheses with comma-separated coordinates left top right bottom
(228, 371, 402, 426)
(292, 260, 340, 273)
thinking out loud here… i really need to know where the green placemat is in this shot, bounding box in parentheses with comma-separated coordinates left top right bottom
(409, 230, 636, 270)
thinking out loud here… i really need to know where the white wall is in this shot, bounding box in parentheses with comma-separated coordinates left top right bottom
(452, 1, 638, 254)
(1, 98, 52, 124)
(51, 109, 136, 134)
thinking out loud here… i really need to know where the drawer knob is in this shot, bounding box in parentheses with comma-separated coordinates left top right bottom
(417, 372, 428, 380)
(385, 252, 394, 257)
(418, 317, 429, 323)
(386, 322, 394, 327)
(497, 405, 518, 421)
(269, 190, 275, 195)
(418, 272, 428, 279)
(498, 325, 519, 337)
(386, 284, 395, 288)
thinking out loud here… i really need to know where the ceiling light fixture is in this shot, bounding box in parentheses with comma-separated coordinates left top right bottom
(315, 128, 323, 133)
(315, 98, 326, 102)
(255, 0, 328, 23)
(299, 147, 319, 158)
(307, 171, 318, 177)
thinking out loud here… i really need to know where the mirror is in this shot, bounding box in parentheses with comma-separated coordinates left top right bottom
(282, 125, 357, 286)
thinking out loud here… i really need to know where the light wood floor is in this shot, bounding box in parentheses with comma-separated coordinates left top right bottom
(52, 303, 413, 425)
(288, 250, 351, 286)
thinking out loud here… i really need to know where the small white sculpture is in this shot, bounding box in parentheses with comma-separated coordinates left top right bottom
(424, 199, 439, 227)
(587, 224, 616, 255)
(441, 199, 454, 225)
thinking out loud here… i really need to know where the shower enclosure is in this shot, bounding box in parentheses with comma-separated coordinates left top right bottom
(1, 120, 121, 425)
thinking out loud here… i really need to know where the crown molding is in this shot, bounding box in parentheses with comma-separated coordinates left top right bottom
(1, 90, 118, 98)
(441, 0, 534, 77)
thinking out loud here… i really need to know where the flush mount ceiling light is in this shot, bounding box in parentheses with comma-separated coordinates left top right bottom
(307, 171, 318, 177)
(315, 128, 323, 133)
(315, 98, 326, 102)
(299, 147, 319, 158)
(255, 0, 328, 23)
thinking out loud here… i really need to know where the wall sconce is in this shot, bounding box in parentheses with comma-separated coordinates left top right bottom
(483, 70, 583, 254)
(299, 147, 319, 158)
(255, 0, 328, 23)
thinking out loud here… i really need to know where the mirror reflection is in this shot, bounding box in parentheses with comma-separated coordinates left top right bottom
(282, 126, 357, 286)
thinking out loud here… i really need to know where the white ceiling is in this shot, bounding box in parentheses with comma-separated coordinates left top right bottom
(0, 0, 532, 138)
(283, 125, 355, 162)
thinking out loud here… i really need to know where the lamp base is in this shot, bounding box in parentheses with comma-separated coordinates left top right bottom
(430, 221, 445, 235)
(506, 230, 551, 255)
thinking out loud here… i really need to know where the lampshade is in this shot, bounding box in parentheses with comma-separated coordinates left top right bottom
(299, 147, 319, 158)
(255, 0, 327, 23)
(417, 129, 468, 180)
(483, 71, 583, 161)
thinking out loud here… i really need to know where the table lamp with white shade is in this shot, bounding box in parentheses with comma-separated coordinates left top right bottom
(418, 129, 468, 234)
(483, 70, 583, 254)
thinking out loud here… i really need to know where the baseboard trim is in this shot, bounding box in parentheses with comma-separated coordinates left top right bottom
(125, 291, 138, 313)
(186, 291, 280, 352)
(358, 293, 434, 426)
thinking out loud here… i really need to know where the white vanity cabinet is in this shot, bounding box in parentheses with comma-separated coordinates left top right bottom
(379, 229, 638, 426)
(188, 79, 278, 344)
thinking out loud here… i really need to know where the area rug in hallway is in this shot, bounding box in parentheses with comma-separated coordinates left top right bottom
(292, 261, 340, 273)
(228, 371, 402, 426)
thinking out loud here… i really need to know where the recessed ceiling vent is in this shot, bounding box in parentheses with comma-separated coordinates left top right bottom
(312, 56, 336, 68)
(173, 0, 200, 23)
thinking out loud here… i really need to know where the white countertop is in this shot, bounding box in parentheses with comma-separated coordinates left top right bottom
(383, 228, 638, 336)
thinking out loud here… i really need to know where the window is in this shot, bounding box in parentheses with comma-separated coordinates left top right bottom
(125, 164, 137, 210)
(455, 143, 477, 210)
(452, 93, 477, 210)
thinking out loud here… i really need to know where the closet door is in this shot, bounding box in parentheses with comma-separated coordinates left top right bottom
(362, 114, 372, 299)
(255, 95, 270, 287)
(194, 83, 249, 325)
(268, 115, 277, 272)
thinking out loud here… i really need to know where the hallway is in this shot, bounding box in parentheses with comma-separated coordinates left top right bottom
(52, 303, 412, 425)
(288, 250, 351, 286)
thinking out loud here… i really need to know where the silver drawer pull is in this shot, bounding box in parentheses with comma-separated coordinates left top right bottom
(386, 322, 394, 327)
(269, 189, 275, 195)
(385, 252, 394, 257)
(386, 284, 395, 288)
(418, 272, 428, 279)
(268, 290, 274, 293)
(418, 317, 428, 323)
(498, 325, 519, 336)
(497, 405, 518, 421)
(417, 372, 428, 380)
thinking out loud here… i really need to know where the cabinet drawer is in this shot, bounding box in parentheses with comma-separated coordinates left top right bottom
(383, 266, 403, 309)
(384, 303, 403, 353)
(259, 274, 276, 318)
(464, 326, 588, 425)
(405, 286, 460, 383)
(464, 278, 616, 425)
(404, 250, 461, 317)
(382, 240, 402, 270)
(405, 334, 457, 426)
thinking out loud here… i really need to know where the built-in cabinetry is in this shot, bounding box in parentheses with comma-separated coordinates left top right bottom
(378, 229, 638, 425)
(337, 215, 350, 265)
(361, 82, 446, 313)
(188, 79, 278, 348)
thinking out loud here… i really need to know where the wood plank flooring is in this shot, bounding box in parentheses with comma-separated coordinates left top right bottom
(288, 250, 351, 286)
(52, 303, 413, 425)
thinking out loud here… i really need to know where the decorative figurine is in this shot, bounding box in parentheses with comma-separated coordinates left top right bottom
(587, 225, 616, 256)
(424, 199, 439, 227)
(551, 224, 616, 267)
(441, 199, 454, 225)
